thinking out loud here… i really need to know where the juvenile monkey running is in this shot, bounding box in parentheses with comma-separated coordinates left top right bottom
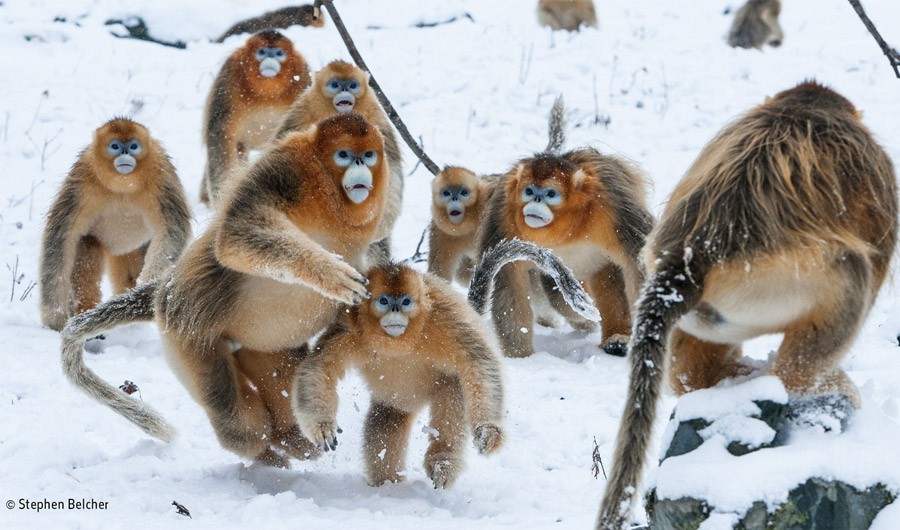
(216, 5, 325, 43)
(294, 240, 599, 488)
(200, 30, 311, 205)
(61, 113, 389, 467)
(40, 117, 191, 331)
(536, 0, 598, 31)
(596, 81, 898, 530)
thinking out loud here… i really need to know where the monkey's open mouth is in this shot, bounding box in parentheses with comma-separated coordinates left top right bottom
(449, 209, 463, 218)
(525, 213, 550, 226)
(333, 93, 356, 112)
(345, 183, 373, 192)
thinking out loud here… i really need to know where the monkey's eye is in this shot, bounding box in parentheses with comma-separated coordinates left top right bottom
(399, 296, 414, 312)
(255, 49, 267, 60)
(326, 78, 341, 94)
(376, 296, 391, 311)
(348, 80, 361, 93)
(522, 185, 537, 201)
(363, 151, 378, 166)
(460, 188, 469, 197)
(545, 188, 562, 205)
(274, 48, 286, 59)
(127, 140, 141, 155)
(441, 189, 451, 198)
(107, 141, 122, 154)
(333, 150, 353, 167)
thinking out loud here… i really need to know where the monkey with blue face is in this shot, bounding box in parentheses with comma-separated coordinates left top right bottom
(200, 30, 311, 205)
(274, 60, 404, 265)
(39, 117, 191, 331)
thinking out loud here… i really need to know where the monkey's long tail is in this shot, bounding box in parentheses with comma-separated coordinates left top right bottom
(468, 238, 599, 321)
(60, 280, 175, 442)
(595, 252, 706, 530)
(545, 95, 567, 154)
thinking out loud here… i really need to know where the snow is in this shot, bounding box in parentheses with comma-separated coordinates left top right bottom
(1, 0, 899, 528)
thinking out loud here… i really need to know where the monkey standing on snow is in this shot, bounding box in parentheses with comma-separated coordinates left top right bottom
(61, 113, 390, 467)
(596, 81, 898, 530)
(39, 117, 191, 331)
(294, 240, 599, 488)
(200, 30, 311, 205)
(727, 0, 783, 49)
(537, 0, 598, 31)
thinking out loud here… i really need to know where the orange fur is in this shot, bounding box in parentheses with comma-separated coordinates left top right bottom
(201, 31, 311, 205)
(39, 118, 191, 331)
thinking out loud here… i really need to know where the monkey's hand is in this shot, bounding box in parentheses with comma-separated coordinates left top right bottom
(310, 254, 371, 305)
(298, 415, 341, 452)
(473, 422, 503, 455)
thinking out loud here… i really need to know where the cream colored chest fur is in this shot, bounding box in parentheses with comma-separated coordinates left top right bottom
(86, 201, 154, 255)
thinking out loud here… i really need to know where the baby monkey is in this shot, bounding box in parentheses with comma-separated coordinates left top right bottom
(294, 263, 505, 489)
(296, 240, 600, 488)
(40, 117, 191, 331)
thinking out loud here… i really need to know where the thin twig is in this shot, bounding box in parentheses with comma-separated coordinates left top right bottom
(403, 227, 429, 264)
(848, 0, 900, 78)
(314, 0, 441, 175)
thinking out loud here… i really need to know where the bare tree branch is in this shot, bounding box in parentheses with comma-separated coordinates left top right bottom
(848, 0, 900, 78)
(314, 0, 442, 175)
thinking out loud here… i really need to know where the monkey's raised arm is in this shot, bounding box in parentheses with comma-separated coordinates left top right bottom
(40, 178, 86, 330)
(293, 322, 357, 451)
(214, 199, 369, 305)
(139, 171, 192, 284)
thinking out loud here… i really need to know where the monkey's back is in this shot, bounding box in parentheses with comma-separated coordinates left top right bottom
(654, 86, 897, 272)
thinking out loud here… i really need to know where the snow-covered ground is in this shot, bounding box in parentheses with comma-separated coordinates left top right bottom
(1, 0, 898, 528)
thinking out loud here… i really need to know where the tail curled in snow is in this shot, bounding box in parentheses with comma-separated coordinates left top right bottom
(60, 280, 175, 442)
(468, 238, 599, 322)
(595, 254, 706, 530)
(544, 95, 567, 154)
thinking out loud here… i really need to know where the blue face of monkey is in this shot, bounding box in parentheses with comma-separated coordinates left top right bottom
(520, 184, 562, 228)
(439, 185, 473, 225)
(373, 294, 415, 337)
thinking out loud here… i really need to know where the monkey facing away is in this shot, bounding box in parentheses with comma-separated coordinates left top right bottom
(61, 113, 389, 467)
(216, 5, 325, 43)
(536, 0, 597, 32)
(596, 81, 898, 530)
(478, 114, 653, 358)
(727, 0, 783, 49)
(295, 239, 599, 488)
(273, 60, 403, 263)
(200, 30, 311, 205)
(39, 117, 191, 331)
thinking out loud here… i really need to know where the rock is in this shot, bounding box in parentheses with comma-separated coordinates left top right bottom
(646, 479, 894, 530)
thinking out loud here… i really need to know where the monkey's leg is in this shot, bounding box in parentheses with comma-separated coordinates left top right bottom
(363, 401, 414, 486)
(166, 337, 280, 465)
(529, 268, 563, 329)
(491, 261, 535, 358)
(426, 228, 457, 282)
(763, 11, 783, 46)
(539, 273, 598, 332)
(107, 244, 148, 295)
(71, 235, 104, 315)
(199, 170, 210, 205)
(424, 375, 467, 489)
(235, 346, 319, 461)
(455, 255, 476, 287)
(668, 328, 748, 395)
(770, 253, 873, 411)
(588, 264, 632, 356)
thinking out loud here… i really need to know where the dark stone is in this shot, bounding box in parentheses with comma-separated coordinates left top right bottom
(662, 418, 708, 460)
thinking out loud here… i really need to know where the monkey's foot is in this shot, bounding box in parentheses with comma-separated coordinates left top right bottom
(276, 425, 322, 461)
(535, 312, 563, 329)
(473, 422, 504, 454)
(787, 394, 856, 433)
(567, 317, 598, 333)
(254, 447, 291, 468)
(601, 334, 630, 357)
(297, 416, 340, 452)
(368, 471, 404, 487)
(426, 457, 460, 489)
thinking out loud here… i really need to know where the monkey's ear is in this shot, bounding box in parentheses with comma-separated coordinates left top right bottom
(512, 163, 525, 179)
(571, 169, 588, 191)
